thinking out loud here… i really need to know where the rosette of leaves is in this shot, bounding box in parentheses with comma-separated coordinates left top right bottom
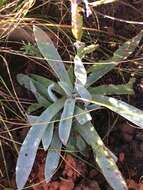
(16, 26, 143, 190)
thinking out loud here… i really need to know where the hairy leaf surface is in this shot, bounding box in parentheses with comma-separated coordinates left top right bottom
(59, 98, 76, 145)
(42, 123, 54, 151)
(33, 26, 72, 88)
(91, 95, 143, 128)
(87, 30, 143, 87)
(45, 131, 62, 182)
(89, 78, 134, 95)
(16, 98, 65, 189)
(76, 122, 128, 190)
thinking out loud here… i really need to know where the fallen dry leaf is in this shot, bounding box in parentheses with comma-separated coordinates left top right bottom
(127, 179, 138, 190)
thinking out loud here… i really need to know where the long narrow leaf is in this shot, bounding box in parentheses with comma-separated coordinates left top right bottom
(58, 81, 72, 96)
(17, 74, 63, 107)
(76, 122, 128, 190)
(76, 135, 87, 153)
(87, 30, 143, 87)
(33, 80, 53, 99)
(59, 98, 76, 145)
(27, 103, 42, 113)
(17, 73, 47, 98)
(75, 106, 92, 125)
(68, 65, 74, 84)
(86, 63, 116, 87)
(47, 83, 58, 102)
(76, 83, 92, 104)
(90, 95, 143, 128)
(33, 26, 72, 88)
(89, 78, 134, 95)
(17, 74, 36, 94)
(30, 74, 64, 95)
(17, 74, 51, 106)
(30, 80, 51, 106)
(74, 55, 92, 102)
(16, 98, 65, 189)
(42, 123, 54, 151)
(30, 74, 52, 87)
(45, 131, 62, 182)
(74, 55, 87, 86)
(27, 115, 38, 123)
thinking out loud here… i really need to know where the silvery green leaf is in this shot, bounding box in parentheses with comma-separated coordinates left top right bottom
(47, 83, 58, 102)
(76, 135, 87, 153)
(32, 80, 51, 99)
(29, 80, 50, 107)
(86, 63, 115, 87)
(17, 74, 51, 106)
(74, 54, 92, 102)
(45, 131, 62, 182)
(30, 80, 50, 107)
(59, 98, 76, 145)
(33, 26, 72, 88)
(75, 84, 92, 104)
(58, 81, 73, 96)
(27, 115, 55, 152)
(76, 122, 128, 190)
(30, 74, 64, 95)
(80, 44, 98, 58)
(66, 133, 76, 152)
(89, 78, 135, 95)
(30, 74, 52, 87)
(36, 93, 51, 107)
(92, 95, 143, 128)
(27, 103, 42, 113)
(87, 104, 101, 111)
(27, 115, 38, 123)
(74, 55, 87, 86)
(30, 80, 37, 94)
(87, 30, 143, 87)
(107, 148, 118, 163)
(75, 106, 91, 125)
(113, 31, 142, 61)
(16, 98, 65, 190)
(17, 74, 34, 92)
(20, 74, 46, 97)
(17, 73, 50, 99)
(42, 123, 54, 151)
(68, 65, 74, 85)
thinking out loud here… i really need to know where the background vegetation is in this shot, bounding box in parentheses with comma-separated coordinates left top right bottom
(0, 0, 143, 190)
